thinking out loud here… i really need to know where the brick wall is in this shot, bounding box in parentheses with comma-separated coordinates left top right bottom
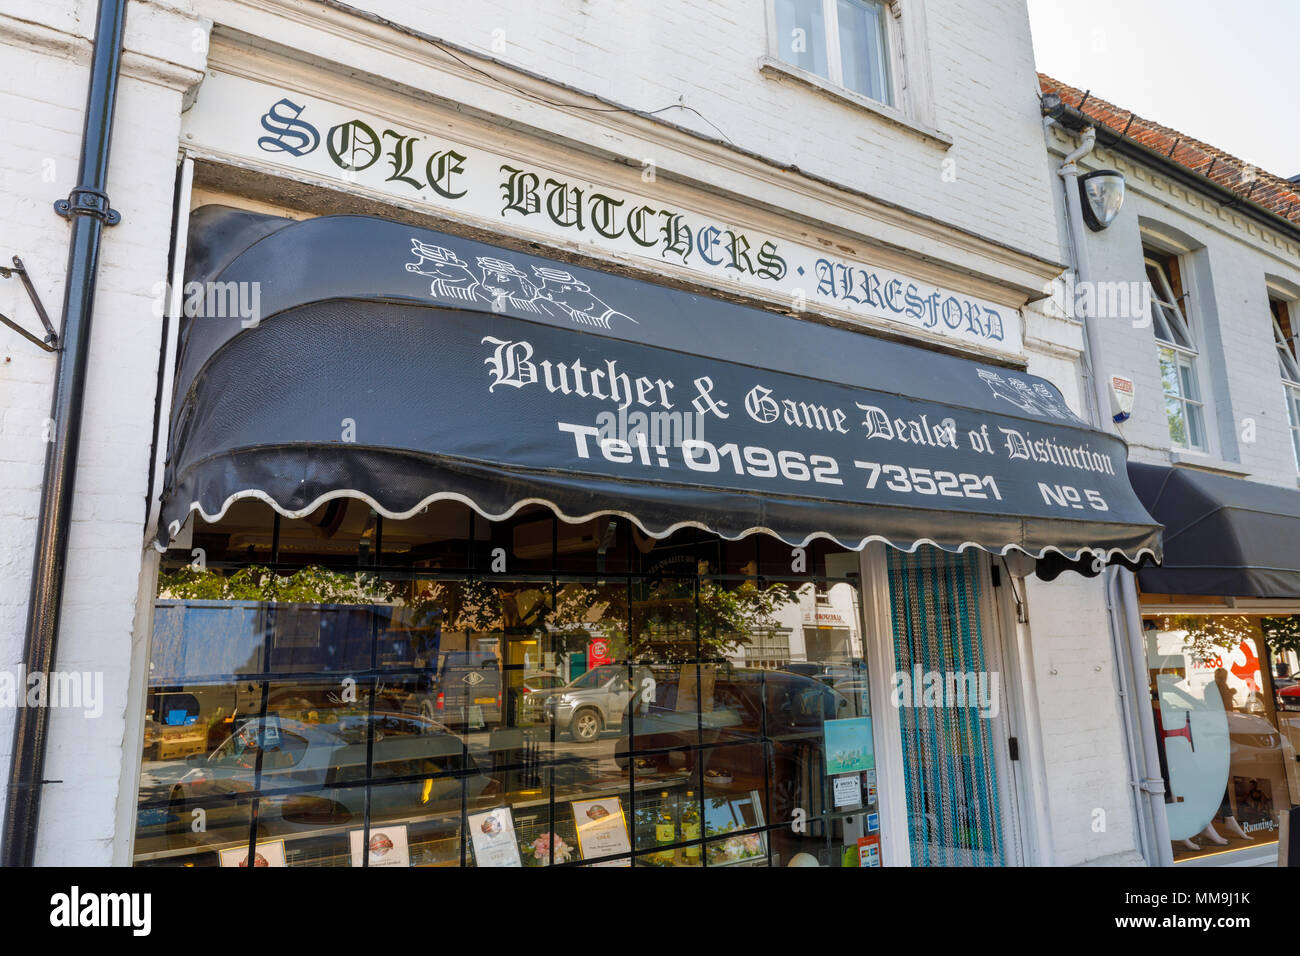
(0, 0, 206, 865)
(346, 0, 1064, 265)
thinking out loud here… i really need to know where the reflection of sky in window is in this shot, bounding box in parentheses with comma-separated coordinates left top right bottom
(776, 0, 828, 78)
(837, 0, 889, 104)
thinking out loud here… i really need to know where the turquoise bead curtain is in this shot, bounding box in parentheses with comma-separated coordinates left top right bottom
(887, 548, 1006, 866)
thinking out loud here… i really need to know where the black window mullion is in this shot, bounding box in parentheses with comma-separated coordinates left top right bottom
(360, 592, 380, 867)
(245, 601, 274, 870)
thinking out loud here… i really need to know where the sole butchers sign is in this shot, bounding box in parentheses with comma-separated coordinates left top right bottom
(181, 70, 1022, 357)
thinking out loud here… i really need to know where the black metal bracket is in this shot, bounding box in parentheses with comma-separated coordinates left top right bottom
(0, 256, 59, 352)
(53, 186, 120, 226)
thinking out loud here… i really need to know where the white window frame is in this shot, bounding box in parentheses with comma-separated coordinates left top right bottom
(1270, 290, 1300, 472)
(1158, 346, 1208, 453)
(1285, 382, 1300, 475)
(761, 0, 949, 147)
(1145, 249, 1208, 453)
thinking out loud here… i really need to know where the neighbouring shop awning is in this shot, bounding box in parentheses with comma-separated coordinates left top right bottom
(156, 206, 1161, 571)
(1128, 461, 1300, 597)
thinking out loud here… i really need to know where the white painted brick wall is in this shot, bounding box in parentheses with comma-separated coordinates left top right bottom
(1055, 128, 1300, 489)
(1023, 573, 1145, 865)
(0, 0, 206, 865)
(343, 0, 1064, 265)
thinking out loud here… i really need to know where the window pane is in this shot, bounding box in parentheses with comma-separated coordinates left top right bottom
(1185, 402, 1207, 451)
(1165, 395, 1189, 447)
(1149, 305, 1173, 343)
(1159, 350, 1182, 398)
(1145, 257, 1192, 348)
(775, 0, 828, 78)
(1146, 621, 1291, 864)
(139, 503, 886, 868)
(1178, 359, 1202, 402)
(1161, 305, 1192, 349)
(1280, 346, 1300, 384)
(837, 0, 891, 104)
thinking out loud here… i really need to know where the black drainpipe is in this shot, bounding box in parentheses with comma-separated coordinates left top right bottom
(3, 0, 128, 867)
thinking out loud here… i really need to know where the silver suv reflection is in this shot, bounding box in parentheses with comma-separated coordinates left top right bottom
(544, 665, 634, 742)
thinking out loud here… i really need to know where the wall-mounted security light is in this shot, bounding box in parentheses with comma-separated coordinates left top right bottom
(1079, 169, 1126, 231)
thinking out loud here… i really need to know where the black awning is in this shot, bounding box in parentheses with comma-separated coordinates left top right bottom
(1128, 461, 1300, 598)
(156, 206, 1161, 570)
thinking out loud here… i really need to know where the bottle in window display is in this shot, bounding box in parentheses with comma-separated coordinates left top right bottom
(655, 791, 676, 864)
(681, 791, 700, 863)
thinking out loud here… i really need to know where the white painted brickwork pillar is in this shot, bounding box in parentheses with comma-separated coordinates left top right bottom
(0, 0, 206, 865)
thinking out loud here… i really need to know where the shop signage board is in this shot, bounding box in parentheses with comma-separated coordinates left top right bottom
(801, 608, 851, 628)
(182, 71, 1022, 357)
(159, 211, 1161, 566)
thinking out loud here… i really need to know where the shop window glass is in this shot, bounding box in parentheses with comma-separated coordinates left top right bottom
(1145, 617, 1296, 863)
(135, 507, 881, 867)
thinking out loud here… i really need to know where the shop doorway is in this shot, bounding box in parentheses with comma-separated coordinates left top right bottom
(879, 548, 1024, 866)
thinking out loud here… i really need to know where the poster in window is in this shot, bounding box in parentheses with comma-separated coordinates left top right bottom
(571, 797, 632, 866)
(832, 773, 862, 808)
(824, 716, 874, 775)
(468, 807, 523, 867)
(858, 836, 881, 867)
(219, 839, 287, 867)
(350, 824, 411, 867)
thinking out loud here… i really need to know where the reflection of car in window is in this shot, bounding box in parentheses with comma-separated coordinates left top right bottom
(542, 665, 634, 742)
(167, 712, 487, 850)
(1278, 682, 1300, 710)
(402, 652, 502, 728)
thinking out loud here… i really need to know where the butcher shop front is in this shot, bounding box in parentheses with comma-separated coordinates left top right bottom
(128, 203, 1160, 868)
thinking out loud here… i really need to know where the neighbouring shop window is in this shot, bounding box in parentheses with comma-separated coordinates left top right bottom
(1145, 614, 1300, 863)
(1271, 296, 1300, 471)
(772, 0, 894, 105)
(133, 501, 882, 867)
(1145, 247, 1206, 452)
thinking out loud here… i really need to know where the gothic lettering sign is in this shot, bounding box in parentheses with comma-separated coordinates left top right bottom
(158, 209, 1159, 568)
(181, 71, 1023, 356)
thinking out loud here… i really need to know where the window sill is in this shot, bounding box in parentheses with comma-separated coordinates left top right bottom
(1169, 449, 1252, 478)
(757, 55, 953, 150)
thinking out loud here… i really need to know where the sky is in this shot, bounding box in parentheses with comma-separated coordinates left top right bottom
(1026, 0, 1300, 179)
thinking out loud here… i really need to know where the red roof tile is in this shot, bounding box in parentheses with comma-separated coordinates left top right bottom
(1039, 74, 1300, 228)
